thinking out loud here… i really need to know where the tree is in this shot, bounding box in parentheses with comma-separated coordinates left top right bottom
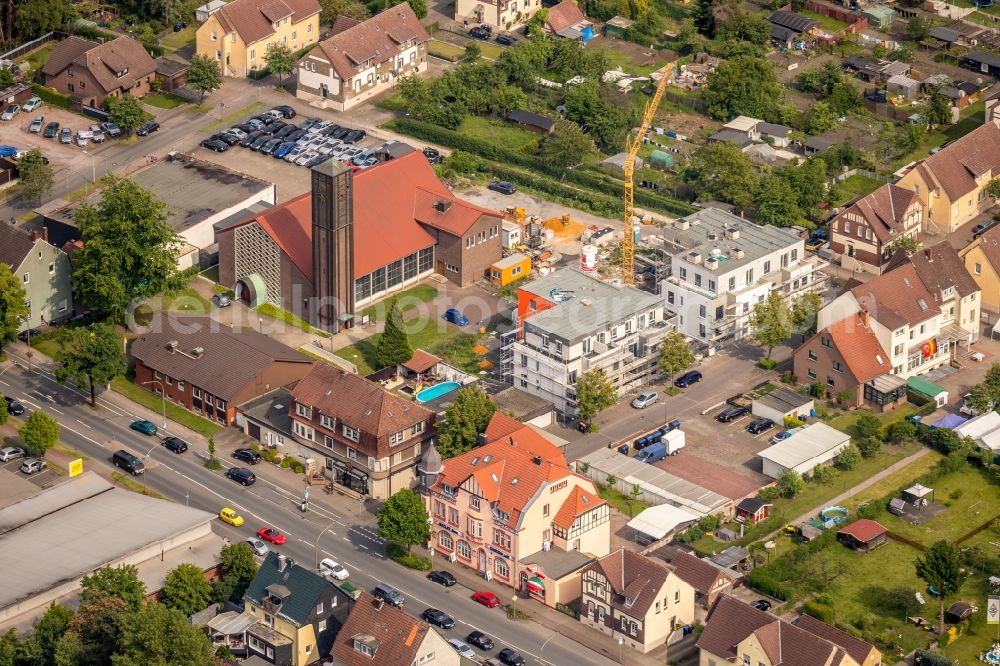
(216, 543, 258, 603)
(907, 15, 930, 41)
(804, 101, 837, 135)
(27, 603, 73, 666)
(658, 331, 693, 381)
(53, 323, 127, 407)
(17, 148, 54, 204)
(264, 44, 295, 86)
(988, 178, 1000, 201)
(0, 263, 29, 353)
(755, 175, 801, 228)
(376, 488, 430, 552)
(19, 411, 59, 455)
(718, 11, 770, 44)
(318, 0, 369, 24)
(887, 418, 917, 444)
(112, 602, 214, 666)
(463, 43, 481, 62)
(562, 81, 632, 151)
(791, 291, 822, 338)
(61, 594, 130, 666)
(915, 540, 968, 632)
(0, 395, 7, 426)
(750, 291, 792, 359)
(692, 0, 717, 36)
(106, 95, 145, 134)
(437, 385, 496, 459)
(374, 300, 412, 369)
(184, 54, 222, 103)
(162, 563, 213, 617)
(777, 468, 804, 497)
(887, 234, 921, 255)
(576, 369, 615, 423)
(857, 436, 882, 457)
(923, 86, 952, 127)
(71, 178, 180, 321)
(854, 414, 882, 440)
(705, 56, 781, 121)
(393, 0, 427, 17)
(15, 0, 76, 40)
(539, 120, 594, 169)
(81, 565, 145, 612)
(836, 443, 861, 469)
(687, 142, 759, 209)
(828, 81, 859, 115)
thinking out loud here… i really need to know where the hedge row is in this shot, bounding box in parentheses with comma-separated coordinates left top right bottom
(31, 84, 72, 109)
(746, 568, 791, 601)
(386, 118, 697, 218)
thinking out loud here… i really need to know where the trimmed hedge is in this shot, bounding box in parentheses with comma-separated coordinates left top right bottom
(386, 542, 432, 570)
(31, 85, 72, 109)
(746, 568, 791, 601)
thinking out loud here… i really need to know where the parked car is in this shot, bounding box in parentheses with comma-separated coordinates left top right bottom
(287, 129, 308, 142)
(4, 396, 24, 415)
(264, 109, 285, 122)
(331, 127, 351, 140)
(471, 591, 500, 608)
(112, 449, 145, 475)
(422, 146, 442, 164)
(22, 96, 42, 112)
(273, 141, 296, 159)
(59, 127, 72, 144)
(422, 608, 455, 629)
(260, 138, 283, 155)
(0, 446, 25, 462)
(250, 135, 271, 151)
(351, 149, 375, 165)
(747, 417, 774, 435)
(226, 127, 248, 140)
(0, 145, 15, 157)
(244, 537, 269, 556)
(245, 118, 266, 131)
(631, 391, 658, 409)
(273, 124, 295, 140)
(272, 105, 296, 118)
(300, 117, 321, 130)
(319, 558, 350, 580)
(469, 26, 491, 39)
(17, 327, 42, 342)
(488, 180, 516, 195)
(771, 430, 793, 444)
(28, 116, 43, 133)
(130, 419, 158, 436)
(1, 104, 19, 120)
(136, 121, 159, 136)
(100, 121, 122, 137)
(674, 370, 702, 388)
(163, 436, 188, 453)
(447, 639, 476, 659)
(20, 458, 47, 475)
(497, 648, 525, 665)
(342, 129, 366, 144)
(495, 34, 517, 45)
(467, 631, 494, 650)
(233, 448, 262, 464)
(444, 308, 470, 326)
(973, 220, 997, 238)
(321, 123, 342, 136)
(43, 121, 59, 138)
(226, 467, 256, 486)
(750, 599, 772, 612)
(88, 125, 105, 142)
(241, 130, 264, 147)
(219, 507, 244, 527)
(372, 582, 405, 607)
(201, 138, 229, 152)
(212, 293, 231, 307)
(717, 405, 749, 422)
(426, 570, 456, 586)
(257, 526, 286, 544)
(215, 132, 241, 146)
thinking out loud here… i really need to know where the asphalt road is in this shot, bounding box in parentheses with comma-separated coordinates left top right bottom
(0, 351, 615, 666)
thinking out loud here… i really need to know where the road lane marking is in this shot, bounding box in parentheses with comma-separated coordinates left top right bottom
(0, 380, 9, 387)
(62, 424, 102, 447)
(20, 398, 40, 410)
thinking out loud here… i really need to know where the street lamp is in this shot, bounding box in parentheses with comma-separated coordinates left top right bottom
(314, 516, 339, 571)
(141, 440, 159, 496)
(140, 380, 167, 428)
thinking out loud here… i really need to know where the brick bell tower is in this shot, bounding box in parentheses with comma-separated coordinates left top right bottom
(310, 159, 355, 333)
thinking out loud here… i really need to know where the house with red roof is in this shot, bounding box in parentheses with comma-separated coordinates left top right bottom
(217, 152, 502, 332)
(420, 412, 610, 607)
(296, 5, 430, 111)
(829, 183, 923, 275)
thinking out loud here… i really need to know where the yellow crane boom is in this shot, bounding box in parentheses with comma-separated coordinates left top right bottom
(622, 67, 670, 285)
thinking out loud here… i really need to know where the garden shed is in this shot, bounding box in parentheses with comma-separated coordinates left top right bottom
(757, 422, 851, 479)
(906, 376, 948, 407)
(649, 150, 673, 169)
(735, 498, 772, 524)
(887, 74, 921, 100)
(603, 15, 634, 38)
(752, 386, 814, 424)
(888, 498, 906, 516)
(862, 5, 895, 30)
(945, 602, 974, 623)
(836, 519, 888, 553)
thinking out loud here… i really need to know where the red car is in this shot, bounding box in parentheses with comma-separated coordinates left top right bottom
(471, 591, 500, 608)
(257, 527, 286, 545)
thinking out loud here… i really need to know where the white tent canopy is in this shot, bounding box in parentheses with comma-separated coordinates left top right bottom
(626, 504, 699, 541)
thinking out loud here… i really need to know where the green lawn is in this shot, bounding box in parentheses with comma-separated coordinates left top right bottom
(826, 402, 922, 439)
(334, 315, 480, 376)
(358, 285, 438, 324)
(458, 116, 540, 151)
(894, 101, 985, 168)
(428, 39, 465, 61)
(144, 93, 187, 109)
(829, 174, 884, 207)
(161, 25, 197, 52)
(599, 46, 664, 77)
(799, 9, 849, 32)
(256, 303, 329, 336)
(28, 330, 65, 359)
(163, 287, 212, 314)
(17, 44, 53, 73)
(597, 483, 649, 518)
(476, 41, 504, 60)
(111, 471, 166, 498)
(111, 376, 221, 438)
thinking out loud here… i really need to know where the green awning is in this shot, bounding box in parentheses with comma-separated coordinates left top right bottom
(907, 376, 946, 398)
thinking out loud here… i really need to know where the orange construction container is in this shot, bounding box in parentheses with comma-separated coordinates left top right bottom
(490, 252, 531, 286)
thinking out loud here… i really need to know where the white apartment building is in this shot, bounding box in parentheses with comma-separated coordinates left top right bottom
(659, 208, 828, 348)
(507, 268, 674, 416)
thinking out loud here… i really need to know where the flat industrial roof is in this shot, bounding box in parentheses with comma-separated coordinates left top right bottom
(0, 472, 214, 613)
(757, 422, 850, 469)
(45, 153, 273, 234)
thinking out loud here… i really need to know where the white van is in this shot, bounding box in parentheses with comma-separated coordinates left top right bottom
(75, 130, 93, 147)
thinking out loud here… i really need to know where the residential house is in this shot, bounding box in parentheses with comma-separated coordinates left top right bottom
(0, 224, 73, 330)
(455, 0, 543, 30)
(660, 207, 828, 349)
(829, 183, 923, 275)
(544, 0, 595, 41)
(579, 548, 695, 654)
(244, 552, 355, 666)
(907, 241, 981, 346)
(896, 121, 1000, 233)
(505, 267, 672, 416)
(195, 0, 321, 78)
(237, 387, 295, 449)
(758, 122, 791, 148)
(984, 84, 1000, 125)
(652, 546, 736, 607)
(130, 317, 313, 427)
(330, 592, 457, 666)
(767, 10, 817, 48)
(960, 224, 1000, 311)
(697, 595, 881, 666)
(295, 5, 429, 112)
(421, 412, 611, 607)
(289, 362, 435, 499)
(42, 35, 157, 107)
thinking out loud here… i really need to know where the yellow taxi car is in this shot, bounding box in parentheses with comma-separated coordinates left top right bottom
(219, 507, 244, 527)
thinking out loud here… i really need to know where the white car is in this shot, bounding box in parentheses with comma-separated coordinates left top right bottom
(22, 96, 42, 112)
(319, 558, 349, 580)
(28, 116, 43, 133)
(295, 151, 317, 166)
(631, 391, 659, 409)
(1, 103, 19, 121)
(0, 446, 25, 462)
(244, 537, 269, 557)
(447, 639, 476, 659)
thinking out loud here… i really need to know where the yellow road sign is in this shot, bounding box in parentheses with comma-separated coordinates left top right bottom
(69, 458, 83, 477)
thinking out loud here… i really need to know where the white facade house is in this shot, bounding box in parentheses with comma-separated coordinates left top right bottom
(660, 208, 828, 348)
(508, 268, 675, 416)
(758, 422, 851, 479)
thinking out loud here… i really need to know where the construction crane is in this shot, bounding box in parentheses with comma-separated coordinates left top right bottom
(622, 66, 670, 285)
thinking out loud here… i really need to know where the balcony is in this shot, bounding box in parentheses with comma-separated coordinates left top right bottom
(638, 320, 671, 350)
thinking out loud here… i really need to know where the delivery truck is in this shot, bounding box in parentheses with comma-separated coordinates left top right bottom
(635, 430, 685, 463)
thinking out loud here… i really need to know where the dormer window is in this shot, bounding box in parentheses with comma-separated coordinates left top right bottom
(441, 484, 456, 497)
(624, 596, 634, 607)
(352, 635, 379, 657)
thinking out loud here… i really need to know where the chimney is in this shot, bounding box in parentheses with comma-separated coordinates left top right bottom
(373, 598, 384, 611)
(42, 226, 48, 242)
(925, 248, 932, 261)
(167, 340, 178, 353)
(277, 553, 288, 572)
(860, 310, 870, 329)
(434, 199, 452, 213)
(191, 346, 204, 358)
(31, 230, 38, 241)
(533, 455, 542, 466)
(477, 433, 488, 445)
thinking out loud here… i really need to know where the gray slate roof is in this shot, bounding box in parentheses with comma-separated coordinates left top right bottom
(0, 223, 37, 268)
(245, 551, 329, 626)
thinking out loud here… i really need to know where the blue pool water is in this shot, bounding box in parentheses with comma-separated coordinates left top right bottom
(416, 381, 461, 403)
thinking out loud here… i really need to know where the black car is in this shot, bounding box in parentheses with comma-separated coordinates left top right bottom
(973, 221, 997, 238)
(200, 139, 229, 152)
(305, 154, 327, 167)
(250, 135, 271, 151)
(233, 122, 256, 134)
(674, 370, 702, 388)
(747, 418, 774, 435)
(717, 405, 750, 422)
(495, 34, 517, 46)
(321, 124, 342, 137)
(215, 132, 241, 146)
(750, 599, 772, 612)
(17, 328, 42, 342)
(173, 21, 187, 31)
(466, 631, 494, 650)
(136, 121, 160, 136)
(42, 121, 59, 138)
(331, 127, 352, 140)
(253, 114, 277, 125)
(3, 396, 24, 416)
(226, 467, 256, 486)
(300, 117, 321, 130)
(488, 180, 516, 195)
(163, 436, 188, 453)
(273, 124, 295, 139)
(469, 26, 491, 40)
(233, 448, 262, 464)
(423, 147, 442, 164)
(260, 138, 283, 155)
(498, 648, 525, 666)
(420, 608, 455, 629)
(342, 129, 366, 144)
(287, 129, 308, 142)
(427, 570, 457, 586)
(272, 105, 296, 118)
(241, 130, 264, 147)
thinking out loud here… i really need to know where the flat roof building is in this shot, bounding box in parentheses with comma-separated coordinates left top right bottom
(757, 422, 851, 479)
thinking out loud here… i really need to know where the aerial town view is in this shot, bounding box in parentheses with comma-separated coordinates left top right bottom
(2, 0, 1000, 662)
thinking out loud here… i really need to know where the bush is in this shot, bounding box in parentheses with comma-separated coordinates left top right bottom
(780, 371, 796, 384)
(505, 603, 531, 620)
(280, 457, 292, 468)
(757, 358, 777, 370)
(204, 458, 223, 470)
(783, 415, 805, 429)
(856, 436, 882, 458)
(555, 602, 579, 619)
(746, 569, 790, 600)
(803, 599, 833, 623)
(757, 486, 781, 501)
(914, 650, 951, 666)
(31, 85, 72, 109)
(291, 460, 304, 474)
(386, 542, 432, 570)
(261, 448, 279, 463)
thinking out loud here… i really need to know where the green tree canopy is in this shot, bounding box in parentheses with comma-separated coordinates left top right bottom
(54, 323, 127, 406)
(437, 385, 496, 459)
(81, 565, 146, 613)
(539, 120, 594, 169)
(687, 142, 759, 210)
(216, 542, 258, 603)
(61, 594, 131, 665)
(804, 101, 837, 135)
(19, 411, 59, 455)
(705, 56, 781, 121)
(71, 178, 181, 322)
(923, 86, 952, 127)
(836, 443, 861, 469)
(184, 54, 222, 103)
(111, 602, 214, 665)
(264, 44, 295, 85)
(576, 369, 615, 423)
(374, 299, 412, 370)
(658, 331, 693, 381)
(318, 0, 370, 24)
(915, 540, 968, 632)
(15, 0, 77, 40)
(0, 263, 29, 352)
(750, 291, 792, 358)
(777, 468, 804, 497)
(755, 175, 801, 228)
(562, 81, 632, 151)
(26, 603, 73, 666)
(107, 95, 145, 134)
(887, 235, 921, 254)
(791, 291, 822, 338)
(162, 563, 214, 617)
(17, 148, 54, 204)
(854, 414, 882, 440)
(376, 488, 430, 552)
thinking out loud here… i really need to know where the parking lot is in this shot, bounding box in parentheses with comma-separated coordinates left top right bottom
(0, 454, 60, 488)
(0, 104, 103, 167)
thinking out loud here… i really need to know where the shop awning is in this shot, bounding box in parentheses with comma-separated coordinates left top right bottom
(526, 577, 545, 594)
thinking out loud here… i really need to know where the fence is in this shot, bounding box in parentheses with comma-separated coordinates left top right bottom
(830, 168, 889, 185)
(0, 31, 61, 62)
(663, 90, 707, 114)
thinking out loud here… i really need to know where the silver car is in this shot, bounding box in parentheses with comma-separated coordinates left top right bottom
(631, 391, 659, 409)
(1, 103, 19, 121)
(244, 537, 269, 557)
(28, 116, 43, 133)
(20, 458, 47, 474)
(447, 639, 476, 659)
(0, 446, 25, 461)
(295, 151, 317, 166)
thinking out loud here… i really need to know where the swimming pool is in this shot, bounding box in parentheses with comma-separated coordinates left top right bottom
(416, 381, 461, 403)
